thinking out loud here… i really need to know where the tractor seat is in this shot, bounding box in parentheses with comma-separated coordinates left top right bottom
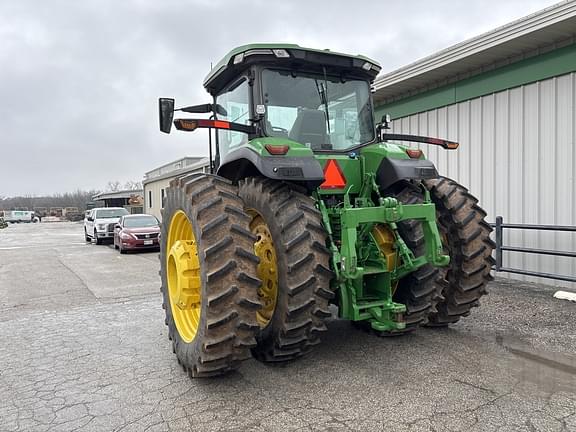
(289, 109, 330, 150)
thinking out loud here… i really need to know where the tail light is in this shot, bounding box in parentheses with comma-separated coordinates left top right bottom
(406, 149, 423, 159)
(265, 144, 289, 155)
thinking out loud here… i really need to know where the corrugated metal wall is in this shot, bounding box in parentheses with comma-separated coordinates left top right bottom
(389, 72, 576, 288)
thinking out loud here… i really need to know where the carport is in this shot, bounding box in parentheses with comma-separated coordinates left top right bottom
(92, 189, 144, 213)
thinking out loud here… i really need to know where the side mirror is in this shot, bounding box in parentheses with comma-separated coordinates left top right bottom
(376, 114, 391, 141)
(115, 224, 121, 230)
(87, 217, 93, 222)
(381, 114, 391, 130)
(159, 98, 175, 134)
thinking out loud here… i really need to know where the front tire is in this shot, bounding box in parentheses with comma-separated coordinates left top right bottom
(160, 174, 261, 377)
(238, 177, 333, 363)
(94, 230, 102, 245)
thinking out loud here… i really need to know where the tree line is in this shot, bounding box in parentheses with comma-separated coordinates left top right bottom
(0, 180, 143, 212)
(0, 190, 98, 212)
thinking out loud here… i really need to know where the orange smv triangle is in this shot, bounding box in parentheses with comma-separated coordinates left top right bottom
(320, 159, 347, 189)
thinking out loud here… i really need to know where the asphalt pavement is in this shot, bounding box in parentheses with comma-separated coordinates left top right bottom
(0, 222, 575, 431)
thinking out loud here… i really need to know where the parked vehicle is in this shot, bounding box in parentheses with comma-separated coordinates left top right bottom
(113, 214, 160, 254)
(33, 207, 48, 217)
(65, 211, 84, 222)
(3, 210, 35, 223)
(64, 207, 79, 216)
(84, 207, 129, 244)
(49, 207, 63, 217)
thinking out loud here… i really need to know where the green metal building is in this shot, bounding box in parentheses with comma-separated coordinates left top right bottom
(373, 1, 576, 287)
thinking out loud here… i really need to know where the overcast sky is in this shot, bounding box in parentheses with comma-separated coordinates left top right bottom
(0, 0, 559, 196)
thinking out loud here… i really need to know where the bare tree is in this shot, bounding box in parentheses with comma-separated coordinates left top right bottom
(106, 181, 122, 192)
(123, 180, 142, 190)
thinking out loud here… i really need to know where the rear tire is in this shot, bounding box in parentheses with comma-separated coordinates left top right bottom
(84, 229, 91, 242)
(424, 177, 495, 326)
(160, 174, 262, 377)
(238, 177, 333, 362)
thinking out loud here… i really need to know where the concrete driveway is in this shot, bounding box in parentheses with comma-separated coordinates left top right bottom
(0, 222, 574, 431)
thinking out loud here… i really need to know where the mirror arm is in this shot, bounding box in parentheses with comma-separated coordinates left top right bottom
(173, 118, 256, 134)
(177, 103, 213, 114)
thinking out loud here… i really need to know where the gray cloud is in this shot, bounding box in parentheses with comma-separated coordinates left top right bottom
(0, 0, 557, 196)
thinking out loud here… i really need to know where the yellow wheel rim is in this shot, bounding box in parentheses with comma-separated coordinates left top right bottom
(166, 210, 202, 343)
(249, 211, 278, 328)
(372, 224, 400, 294)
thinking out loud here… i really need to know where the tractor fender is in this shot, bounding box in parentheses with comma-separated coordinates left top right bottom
(376, 157, 439, 190)
(217, 147, 325, 187)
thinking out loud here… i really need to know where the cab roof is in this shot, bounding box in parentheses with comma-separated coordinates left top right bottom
(203, 43, 381, 95)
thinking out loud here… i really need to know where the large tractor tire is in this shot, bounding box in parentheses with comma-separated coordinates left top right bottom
(361, 181, 439, 336)
(238, 177, 333, 362)
(424, 177, 495, 326)
(160, 174, 262, 377)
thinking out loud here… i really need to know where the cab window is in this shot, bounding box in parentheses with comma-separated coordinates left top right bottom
(215, 78, 250, 157)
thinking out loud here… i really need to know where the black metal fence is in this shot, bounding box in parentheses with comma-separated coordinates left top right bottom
(492, 216, 576, 283)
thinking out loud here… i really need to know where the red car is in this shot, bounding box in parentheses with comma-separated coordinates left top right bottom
(113, 214, 160, 254)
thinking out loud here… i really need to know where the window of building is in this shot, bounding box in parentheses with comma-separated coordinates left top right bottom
(148, 191, 152, 209)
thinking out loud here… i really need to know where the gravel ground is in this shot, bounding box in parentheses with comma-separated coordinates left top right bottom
(0, 222, 574, 431)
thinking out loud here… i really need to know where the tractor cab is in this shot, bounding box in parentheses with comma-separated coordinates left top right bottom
(204, 44, 380, 155)
(160, 44, 383, 185)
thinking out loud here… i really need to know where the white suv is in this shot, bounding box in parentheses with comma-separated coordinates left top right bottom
(84, 207, 130, 244)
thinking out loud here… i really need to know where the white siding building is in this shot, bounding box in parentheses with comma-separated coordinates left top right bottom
(373, 1, 576, 287)
(143, 157, 210, 221)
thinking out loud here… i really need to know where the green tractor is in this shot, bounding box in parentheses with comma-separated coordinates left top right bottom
(158, 44, 494, 377)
